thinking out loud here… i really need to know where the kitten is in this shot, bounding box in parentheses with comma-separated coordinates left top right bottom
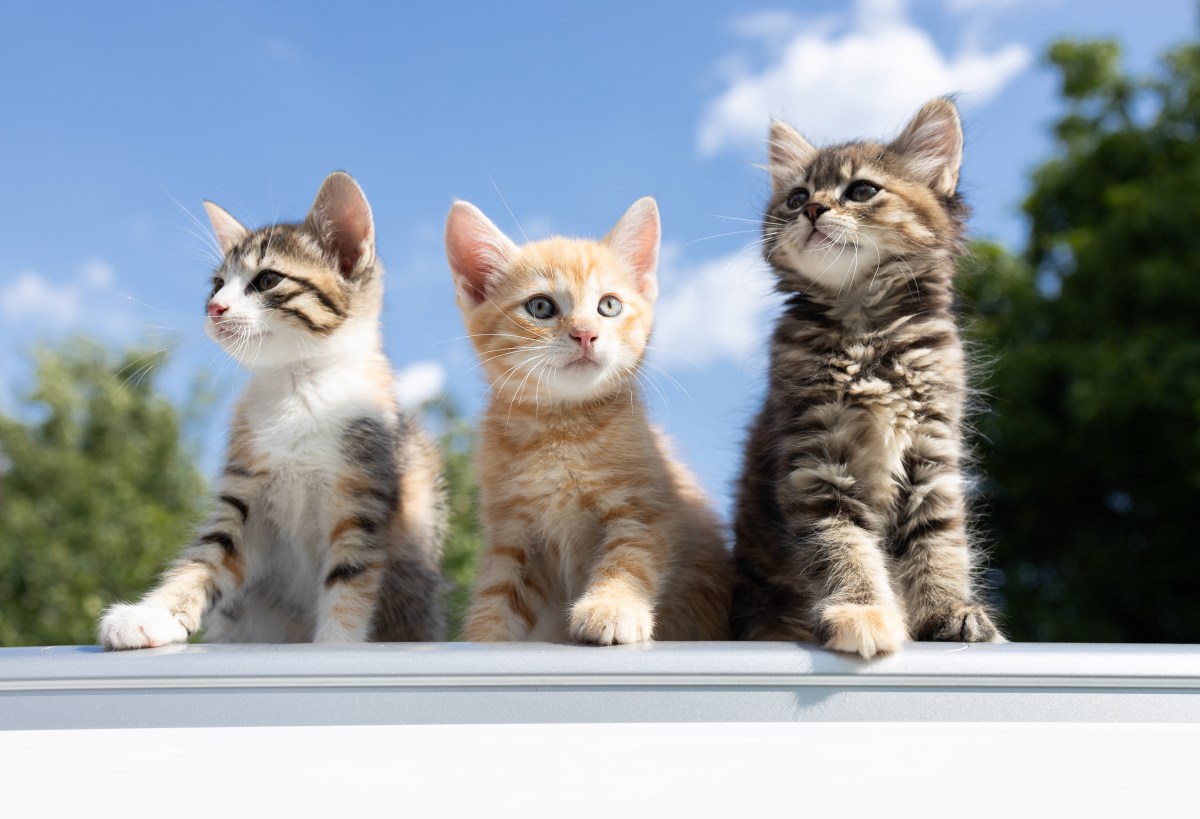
(732, 99, 1003, 658)
(99, 172, 446, 649)
(445, 197, 731, 644)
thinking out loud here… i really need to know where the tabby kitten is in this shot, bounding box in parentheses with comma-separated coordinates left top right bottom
(99, 172, 446, 649)
(732, 99, 1003, 658)
(445, 197, 731, 644)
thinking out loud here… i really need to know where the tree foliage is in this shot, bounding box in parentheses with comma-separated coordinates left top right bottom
(960, 36, 1200, 641)
(0, 340, 208, 646)
(0, 342, 487, 647)
(426, 401, 484, 640)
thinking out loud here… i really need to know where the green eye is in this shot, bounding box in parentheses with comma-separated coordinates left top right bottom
(250, 270, 283, 292)
(845, 180, 880, 203)
(598, 295, 623, 317)
(526, 296, 557, 319)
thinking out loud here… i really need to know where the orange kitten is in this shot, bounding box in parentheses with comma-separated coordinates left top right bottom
(445, 197, 731, 644)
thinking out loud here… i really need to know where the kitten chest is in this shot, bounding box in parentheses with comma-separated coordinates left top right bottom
(240, 369, 391, 568)
(484, 432, 606, 584)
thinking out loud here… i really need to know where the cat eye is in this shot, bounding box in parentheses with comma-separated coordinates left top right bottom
(212, 278, 225, 294)
(597, 295, 623, 317)
(845, 181, 880, 203)
(785, 188, 810, 210)
(250, 270, 284, 293)
(526, 296, 557, 319)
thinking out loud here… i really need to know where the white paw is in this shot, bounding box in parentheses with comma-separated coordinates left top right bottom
(99, 603, 190, 650)
(821, 603, 908, 659)
(569, 592, 654, 645)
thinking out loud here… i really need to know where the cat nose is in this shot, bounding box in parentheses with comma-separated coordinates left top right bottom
(207, 302, 229, 319)
(570, 327, 598, 352)
(801, 202, 829, 224)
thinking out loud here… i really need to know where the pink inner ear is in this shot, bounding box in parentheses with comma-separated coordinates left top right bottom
(446, 232, 488, 303)
(768, 120, 817, 189)
(628, 243, 657, 289)
(332, 201, 370, 276)
(204, 201, 248, 255)
(308, 173, 374, 277)
(891, 100, 963, 194)
(445, 203, 515, 306)
(605, 197, 660, 300)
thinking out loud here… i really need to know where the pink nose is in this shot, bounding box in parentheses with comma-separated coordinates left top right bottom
(570, 327, 597, 352)
(207, 302, 228, 319)
(801, 202, 829, 223)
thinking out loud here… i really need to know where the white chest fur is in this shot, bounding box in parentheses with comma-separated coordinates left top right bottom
(238, 356, 391, 569)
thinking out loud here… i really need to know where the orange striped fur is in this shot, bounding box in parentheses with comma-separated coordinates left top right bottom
(446, 198, 731, 644)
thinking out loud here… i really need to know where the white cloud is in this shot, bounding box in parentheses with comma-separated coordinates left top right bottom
(1, 258, 121, 329)
(697, 0, 1032, 156)
(652, 242, 780, 369)
(3, 271, 81, 325)
(945, 0, 1040, 13)
(394, 360, 448, 408)
(80, 259, 115, 288)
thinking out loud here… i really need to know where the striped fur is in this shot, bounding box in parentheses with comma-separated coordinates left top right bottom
(446, 198, 731, 645)
(98, 172, 446, 649)
(732, 99, 1003, 657)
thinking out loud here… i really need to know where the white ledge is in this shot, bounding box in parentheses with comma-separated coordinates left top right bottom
(1, 641, 1197, 729)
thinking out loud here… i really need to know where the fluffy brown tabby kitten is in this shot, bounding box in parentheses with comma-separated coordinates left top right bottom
(732, 99, 1003, 658)
(446, 197, 731, 644)
(99, 172, 446, 649)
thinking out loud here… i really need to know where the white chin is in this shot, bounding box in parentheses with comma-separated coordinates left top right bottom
(209, 329, 283, 369)
(545, 362, 613, 402)
(795, 242, 863, 290)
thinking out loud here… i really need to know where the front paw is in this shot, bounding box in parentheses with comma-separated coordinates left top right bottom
(463, 604, 523, 642)
(915, 603, 1004, 643)
(569, 592, 654, 645)
(99, 603, 191, 650)
(820, 603, 907, 659)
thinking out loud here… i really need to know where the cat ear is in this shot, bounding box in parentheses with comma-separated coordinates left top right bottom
(603, 196, 660, 303)
(306, 171, 375, 277)
(203, 201, 249, 255)
(444, 201, 519, 307)
(890, 98, 963, 197)
(768, 119, 818, 193)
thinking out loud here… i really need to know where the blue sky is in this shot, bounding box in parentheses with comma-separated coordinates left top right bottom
(2, 0, 1196, 514)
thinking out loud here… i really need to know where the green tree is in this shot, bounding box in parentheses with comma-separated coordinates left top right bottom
(425, 400, 483, 640)
(0, 339, 208, 646)
(960, 36, 1200, 641)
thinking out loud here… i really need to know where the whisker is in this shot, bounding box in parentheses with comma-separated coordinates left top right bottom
(488, 173, 529, 244)
(685, 229, 764, 246)
(114, 292, 195, 319)
(641, 359, 694, 402)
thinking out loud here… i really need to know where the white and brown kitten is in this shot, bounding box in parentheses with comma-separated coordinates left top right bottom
(446, 198, 731, 644)
(732, 99, 1003, 657)
(99, 172, 446, 649)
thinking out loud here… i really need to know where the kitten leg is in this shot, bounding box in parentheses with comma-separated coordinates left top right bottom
(782, 459, 908, 659)
(569, 518, 662, 646)
(314, 468, 397, 643)
(99, 475, 252, 650)
(463, 519, 539, 641)
(894, 441, 1003, 643)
